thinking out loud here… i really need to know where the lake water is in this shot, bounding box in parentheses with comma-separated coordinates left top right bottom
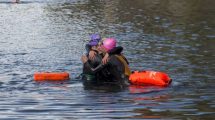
(0, 0, 214, 119)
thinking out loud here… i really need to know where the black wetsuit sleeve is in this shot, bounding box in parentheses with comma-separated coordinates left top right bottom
(84, 61, 107, 74)
(85, 44, 91, 54)
(109, 46, 123, 55)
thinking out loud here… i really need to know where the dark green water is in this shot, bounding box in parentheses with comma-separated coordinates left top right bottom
(0, 0, 214, 119)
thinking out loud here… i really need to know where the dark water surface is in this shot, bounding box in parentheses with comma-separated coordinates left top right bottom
(0, 0, 214, 119)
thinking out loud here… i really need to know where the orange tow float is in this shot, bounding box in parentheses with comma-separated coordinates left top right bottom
(34, 72, 70, 81)
(129, 71, 172, 86)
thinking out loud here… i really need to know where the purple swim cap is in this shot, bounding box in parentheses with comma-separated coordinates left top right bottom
(88, 34, 101, 46)
(102, 38, 116, 51)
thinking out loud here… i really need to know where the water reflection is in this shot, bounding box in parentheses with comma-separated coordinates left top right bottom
(128, 85, 171, 119)
(129, 85, 165, 94)
(0, 0, 214, 119)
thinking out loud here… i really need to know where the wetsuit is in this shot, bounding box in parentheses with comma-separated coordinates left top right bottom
(82, 45, 125, 86)
(82, 51, 102, 85)
(83, 46, 131, 87)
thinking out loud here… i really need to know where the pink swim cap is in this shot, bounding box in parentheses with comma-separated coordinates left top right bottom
(102, 38, 116, 52)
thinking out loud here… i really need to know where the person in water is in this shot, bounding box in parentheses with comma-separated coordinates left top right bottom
(85, 34, 113, 64)
(82, 34, 124, 86)
(82, 34, 103, 84)
(81, 38, 131, 88)
(85, 34, 124, 64)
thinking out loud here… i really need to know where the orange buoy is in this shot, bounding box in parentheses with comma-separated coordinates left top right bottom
(34, 72, 70, 81)
(129, 71, 171, 86)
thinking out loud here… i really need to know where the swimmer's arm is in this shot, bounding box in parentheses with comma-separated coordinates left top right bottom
(109, 46, 123, 55)
(84, 62, 107, 73)
(102, 46, 123, 64)
(85, 44, 91, 54)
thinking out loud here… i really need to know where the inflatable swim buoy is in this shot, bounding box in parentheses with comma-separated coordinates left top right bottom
(129, 71, 171, 86)
(34, 72, 69, 81)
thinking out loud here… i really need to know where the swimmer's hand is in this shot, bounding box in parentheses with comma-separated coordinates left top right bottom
(81, 55, 88, 63)
(89, 50, 97, 60)
(102, 53, 109, 65)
